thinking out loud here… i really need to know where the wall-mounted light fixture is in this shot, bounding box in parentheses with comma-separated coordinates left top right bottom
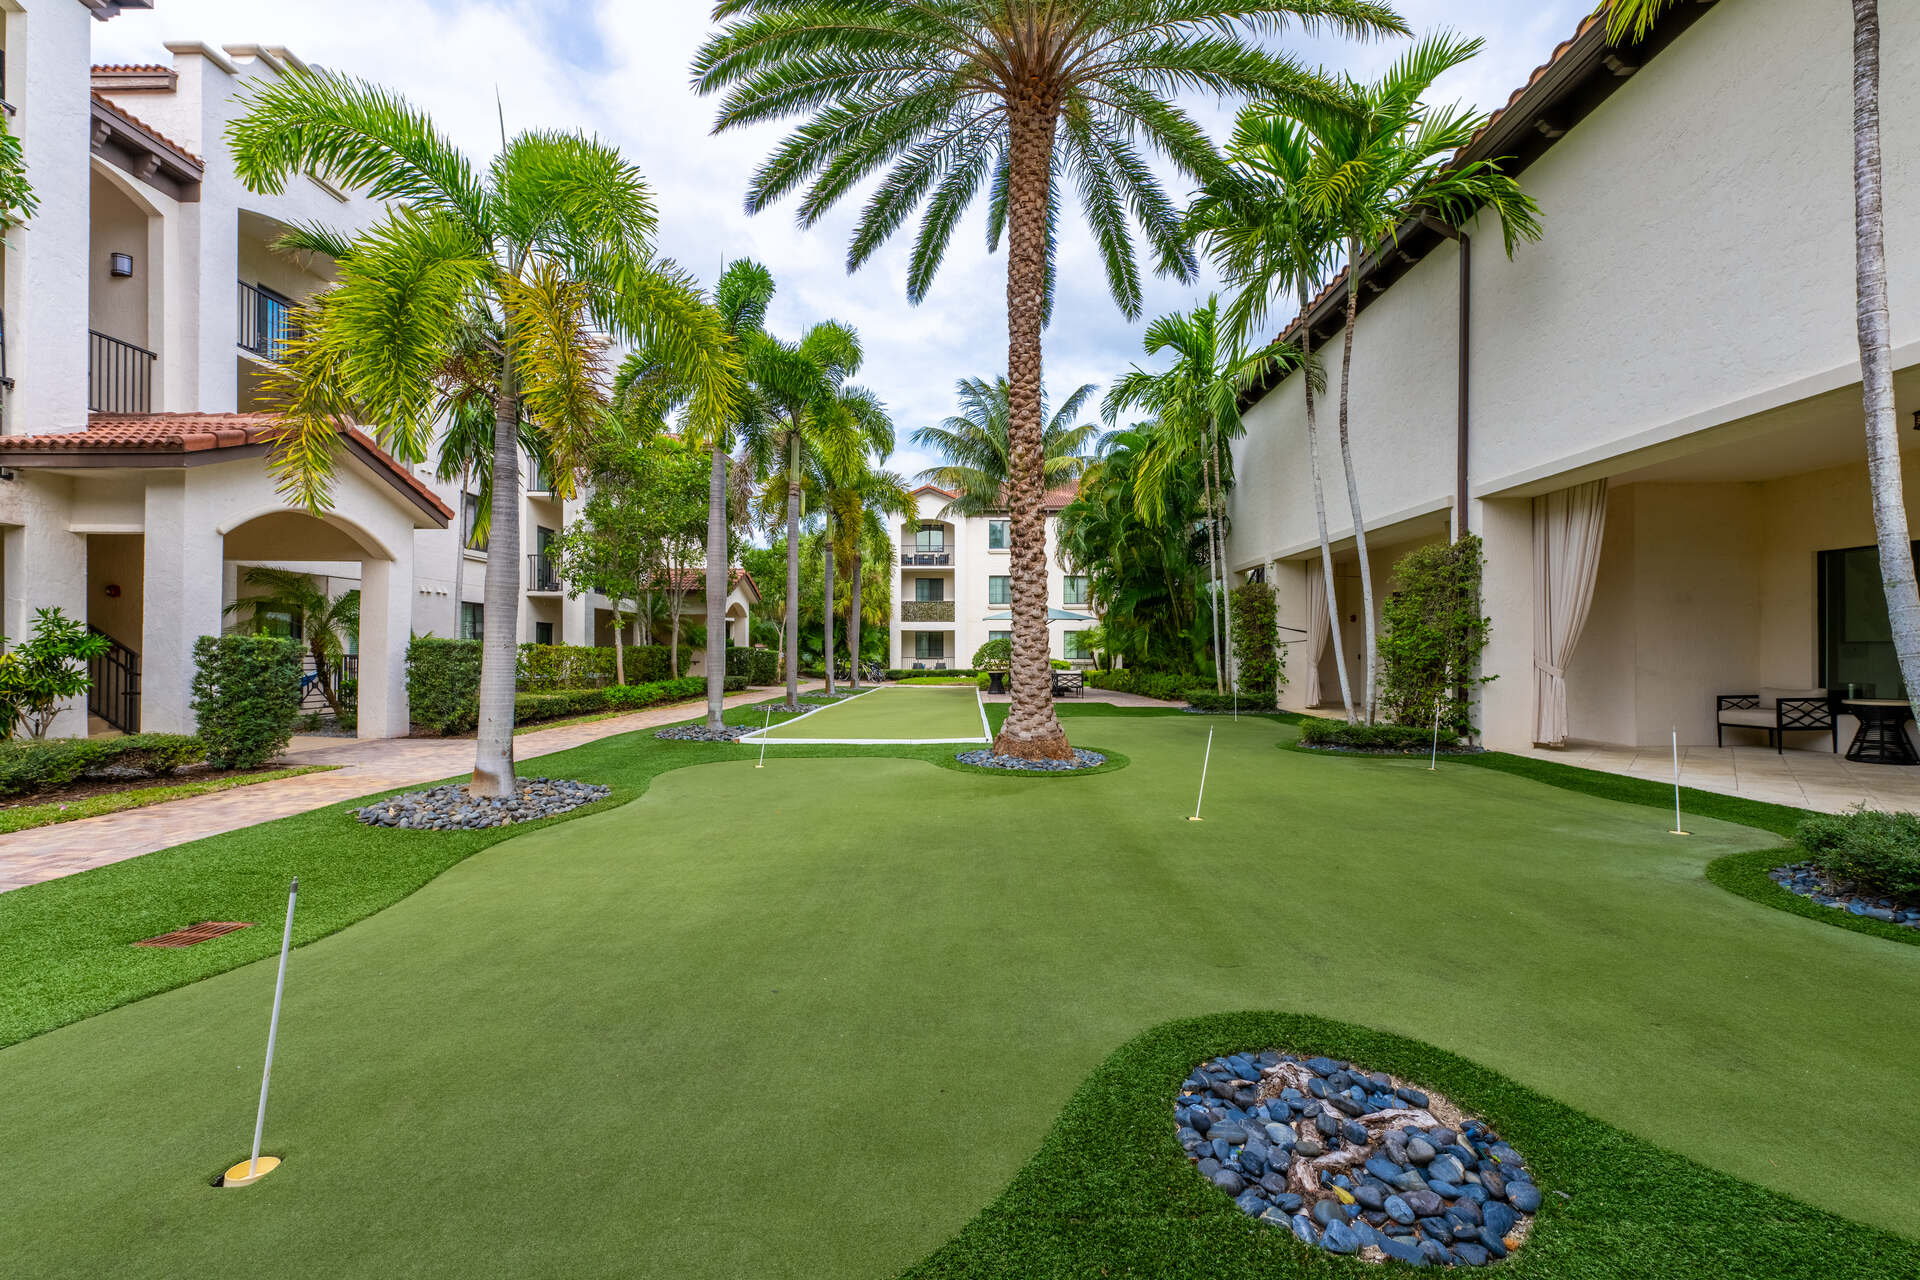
(109, 252, 134, 278)
(1912, 408, 1919, 432)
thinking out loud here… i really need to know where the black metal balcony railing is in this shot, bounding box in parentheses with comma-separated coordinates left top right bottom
(88, 330, 156, 413)
(900, 542, 951, 566)
(527, 553, 561, 592)
(900, 600, 955, 622)
(237, 280, 292, 361)
(87, 625, 140, 734)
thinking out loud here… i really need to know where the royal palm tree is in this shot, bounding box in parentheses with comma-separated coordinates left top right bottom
(224, 567, 360, 721)
(1606, 0, 1920, 698)
(822, 458, 915, 687)
(694, 0, 1408, 759)
(1103, 298, 1285, 691)
(1187, 109, 1352, 715)
(228, 71, 736, 795)
(913, 377, 1099, 518)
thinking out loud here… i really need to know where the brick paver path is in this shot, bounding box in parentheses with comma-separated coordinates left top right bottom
(0, 683, 821, 894)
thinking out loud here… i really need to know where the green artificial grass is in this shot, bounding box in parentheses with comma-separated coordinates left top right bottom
(1707, 847, 1920, 947)
(760, 684, 988, 740)
(902, 1012, 1920, 1279)
(0, 766, 333, 834)
(3, 712, 1918, 1277)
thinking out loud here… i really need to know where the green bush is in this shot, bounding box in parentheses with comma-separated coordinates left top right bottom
(1229, 583, 1285, 705)
(725, 647, 780, 686)
(1085, 669, 1198, 702)
(723, 675, 747, 693)
(407, 637, 482, 735)
(513, 690, 607, 724)
(1299, 719, 1448, 752)
(1378, 535, 1492, 739)
(1184, 689, 1276, 713)
(0, 607, 111, 739)
(0, 733, 207, 798)
(1797, 808, 1920, 901)
(627, 644, 693, 684)
(190, 635, 302, 768)
(887, 668, 979, 680)
(518, 644, 615, 692)
(973, 638, 1011, 669)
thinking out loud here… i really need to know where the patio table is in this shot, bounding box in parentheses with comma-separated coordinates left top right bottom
(1842, 699, 1917, 765)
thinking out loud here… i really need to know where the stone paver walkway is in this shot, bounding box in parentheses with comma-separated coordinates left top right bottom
(1514, 740, 1920, 815)
(0, 683, 821, 895)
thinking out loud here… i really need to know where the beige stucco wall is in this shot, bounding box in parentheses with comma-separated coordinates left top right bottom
(88, 169, 152, 349)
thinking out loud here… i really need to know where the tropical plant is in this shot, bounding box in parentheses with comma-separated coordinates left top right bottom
(0, 113, 38, 231)
(1376, 535, 1490, 740)
(1229, 582, 1284, 708)
(694, 0, 1408, 759)
(1103, 298, 1285, 691)
(227, 69, 737, 795)
(223, 567, 362, 721)
(1606, 0, 1920, 705)
(911, 378, 1098, 518)
(0, 609, 111, 740)
(820, 455, 914, 688)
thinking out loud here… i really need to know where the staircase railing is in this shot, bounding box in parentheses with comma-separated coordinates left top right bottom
(87, 626, 140, 734)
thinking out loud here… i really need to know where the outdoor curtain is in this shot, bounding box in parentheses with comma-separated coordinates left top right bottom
(1304, 570, 1330, 708)
(1531, 479, 1609, 746)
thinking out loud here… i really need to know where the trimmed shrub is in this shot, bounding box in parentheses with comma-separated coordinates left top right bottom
(1378, 535, 1492, 739)
(1299, 719, 1449, 752)
(191, 635, 302, 768)
(1797, 808, 1920, 901)
(973, 638, 1011, 669)
(1229, 583, 1285, 705)
(599, 676, 705, 713)
(723, 675, 747, 693)
(627, 644, 693, 684)
(407, 637, 482, 736)
(725, 647, 780, 686)
(1184, 689, 1276, 713)
(518, 644, 615, 692)
(1085, 669, 1199, 702)
(887, 668, 979, 680)
(513, 690, 607, 724)
(0, 733, 207, 798)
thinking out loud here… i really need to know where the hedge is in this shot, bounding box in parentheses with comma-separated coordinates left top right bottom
(1185, 689, 1277, 713)
(1299, 719, 1452, 752)
(190, 635, 302, 768)
(1086, 669, 1202, 702)
(410, 640, 703, 735)
(407, 637, 483, 736)
(727, 646, 780, 686)
(514, 676, 711, 727)
(626, 644, 694, 684)
(0, 733, 206, 799)
(518, 643, 615, 692)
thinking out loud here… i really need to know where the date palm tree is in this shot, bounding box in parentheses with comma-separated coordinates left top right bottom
(911, 377, 1099, 519)
(1607, 0, 1920, 700)
(694, 0, 1408, 759)
(228, 71, 737, 796)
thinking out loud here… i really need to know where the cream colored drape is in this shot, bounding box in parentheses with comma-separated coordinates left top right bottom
(1532, 480, 1608, 746)
(1304, 571, 1330, 708)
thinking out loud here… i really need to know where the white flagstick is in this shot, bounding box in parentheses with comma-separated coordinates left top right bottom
(226, 877, 296, 1187)
(1669, 728, 1690, 835)
(1430, 699, 1443, 772)
(1187, 726, 1215, 822)
(755, 706, 771, 768)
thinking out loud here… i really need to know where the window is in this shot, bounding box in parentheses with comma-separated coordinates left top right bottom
(1063, 574, 1089, 606)
(915, 526, 946, 550)
(914, 632, 944, 659)
(460, 602, 484, 641)
(1063, 630, 1091, 661)
(1819, 543, 1920, 698)
(989, 630, 1011, 644)
(462, 492, 487, 552)
(914, 577, 944, 602)
(988, 575, 1011, 605)
(534, 620, 554, 646)
(988, 519, 1009, 550)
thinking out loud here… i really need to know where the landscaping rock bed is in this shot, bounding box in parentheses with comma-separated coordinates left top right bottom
(955, 748, 1106, 772)
(654, 723, 757, 742)
(1770, 861, 1920, 928)
(1176, 1052, 1537, 1267)
(354, 778, 609, 830)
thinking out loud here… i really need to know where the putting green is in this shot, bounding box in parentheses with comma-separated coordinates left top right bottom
(2, 713, 1918, 1279)
(758, 685, 988, 741)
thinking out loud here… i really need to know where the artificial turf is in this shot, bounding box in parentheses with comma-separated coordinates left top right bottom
(758, 684, 989, 740)
(2, 710, 1918, 1278)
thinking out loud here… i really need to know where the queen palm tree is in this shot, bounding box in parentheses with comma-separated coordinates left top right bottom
(911, 377, 1099, 518)
(224, 567, 360, 721)
(694, 0, 1408, 759)
(1103, 298, 1285, 691)
(822, 458, 915, 687)
(228, 71, 736, 795)
(1606, 0, 1920, 699)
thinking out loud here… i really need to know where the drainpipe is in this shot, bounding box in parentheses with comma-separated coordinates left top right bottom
(1419, 214, 1471, 538)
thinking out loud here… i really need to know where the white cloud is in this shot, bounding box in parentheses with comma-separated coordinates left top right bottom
(94, 0, 1590, 480)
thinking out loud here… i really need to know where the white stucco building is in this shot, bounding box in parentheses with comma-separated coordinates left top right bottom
(1224, 0, 1920, 756)
(888, 483, 1096, 670)
(0, 5, 750, 739)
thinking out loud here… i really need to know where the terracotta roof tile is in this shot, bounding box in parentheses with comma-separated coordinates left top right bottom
(90, 91, 204, 169)
(91, 63, 173, 74)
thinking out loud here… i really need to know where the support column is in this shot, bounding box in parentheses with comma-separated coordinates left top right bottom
(2, 490, 90, 738)
(1474, 495, 1533, 752)
(141, 474, 225, 734)
(357, 549, 413, 739)
(1273, 558, 1311, 713)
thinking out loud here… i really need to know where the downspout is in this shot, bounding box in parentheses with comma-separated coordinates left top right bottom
(1419, 213, 1472, 538)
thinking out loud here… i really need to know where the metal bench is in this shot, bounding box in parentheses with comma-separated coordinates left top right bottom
(1715, 688, 1836, 752)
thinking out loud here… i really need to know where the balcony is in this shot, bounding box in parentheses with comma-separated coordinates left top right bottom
(900, 600, 954, 623)
(900, 542, 952, 567)
(88, 330, 155, 413)
(526, 552, 561, 593)
(237, 280, 292, 361)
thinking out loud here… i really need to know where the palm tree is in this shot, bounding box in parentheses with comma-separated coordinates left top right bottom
(228, 71, 736, 795)
(1607, 0, 1920, 699)
(1103, 298, 1285, 691)
(911, 377, 1099, 518)
(1188, 111, 1352, 715)
(821, 458, 915, 687)
(740, 321, 885, 709)
(694, 0, 1408, 760)
(224, 567, 360, 721)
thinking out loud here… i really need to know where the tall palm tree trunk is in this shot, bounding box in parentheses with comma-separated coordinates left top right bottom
(993, 101, 1072, 760)
(848, 549, 863, 689)
(784, 430, 803, 709)
(705, 441, 729, 728)
(473, 373, 522, 797)
(1852, 1, 1920, 700)
(1300, 285, 1356, 722)
(611, 606, 625, 685)
(823, 512, 837, 695)
(1201, 447, 1224, 691)
(1212, 422, 1235, 695)
(452, 461, 469, 642)
(1337, 242, 1379, 723)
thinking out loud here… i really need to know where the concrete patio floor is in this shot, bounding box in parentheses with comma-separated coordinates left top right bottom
(1516, 739, 1920, 814)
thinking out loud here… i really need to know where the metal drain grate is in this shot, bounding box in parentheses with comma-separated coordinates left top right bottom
(134, 921, 253, 948)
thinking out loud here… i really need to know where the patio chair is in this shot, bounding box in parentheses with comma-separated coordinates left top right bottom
(1715, 688, 1836, 752)
(1052, 670, 1084, 699)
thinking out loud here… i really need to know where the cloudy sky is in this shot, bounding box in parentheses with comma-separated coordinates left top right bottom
(95, 1, 1590, 481)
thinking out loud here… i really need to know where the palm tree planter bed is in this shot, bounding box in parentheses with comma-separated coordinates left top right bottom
(353, 778, 610, 831)
(955, 748, 1106, 773)
(1769, 862, 1920, 929)
(1177, 1051, 1536, 1267)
